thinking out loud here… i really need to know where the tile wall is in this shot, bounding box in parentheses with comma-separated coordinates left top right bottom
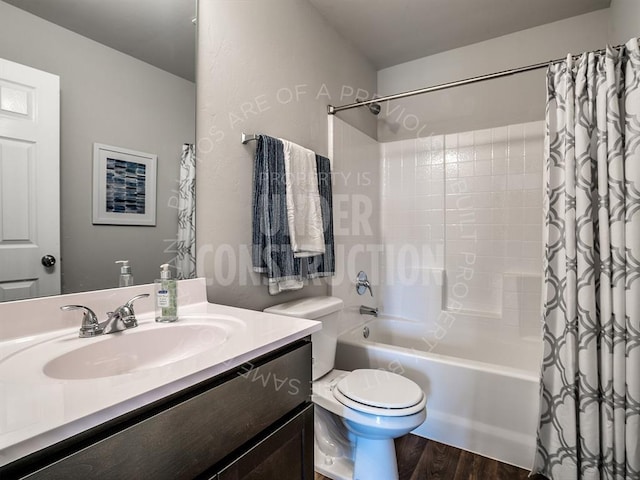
(380, 121, 544, 327)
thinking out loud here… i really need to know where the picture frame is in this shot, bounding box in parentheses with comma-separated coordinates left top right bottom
(92, 143, 157, 226)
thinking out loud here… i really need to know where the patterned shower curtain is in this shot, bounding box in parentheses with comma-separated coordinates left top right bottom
(176, 143, 196, 279)
(533, 38, 640, 479)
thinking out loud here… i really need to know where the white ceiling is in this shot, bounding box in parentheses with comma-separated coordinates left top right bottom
(309, 0, 612, 69)
(3, 0, 611, 80)
(3, 0, 197, 82)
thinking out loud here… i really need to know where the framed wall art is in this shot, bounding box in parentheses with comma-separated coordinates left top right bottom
(92, 143, 157, 226)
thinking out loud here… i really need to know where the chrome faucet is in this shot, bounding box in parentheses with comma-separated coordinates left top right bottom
(61, 294, 150, 338)
(359, 305, 378, 317)
(104, 294, 150, 333)
(60, 304, 102, 337)
(356, 271, 373, 296)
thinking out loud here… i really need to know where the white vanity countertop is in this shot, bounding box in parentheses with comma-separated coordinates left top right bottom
(0, 279, 321, 468)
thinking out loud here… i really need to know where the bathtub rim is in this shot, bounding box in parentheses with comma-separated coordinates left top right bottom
(339, 317, 542, 383)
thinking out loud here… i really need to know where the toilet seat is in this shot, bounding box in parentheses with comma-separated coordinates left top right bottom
(332, 369, 426, 417)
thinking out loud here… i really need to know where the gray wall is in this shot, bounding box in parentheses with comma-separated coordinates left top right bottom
(0, 2, 196, 293)
(609, 0, 640, 44)
(195, 0, 377, 310)
(377, 9, 611, 141)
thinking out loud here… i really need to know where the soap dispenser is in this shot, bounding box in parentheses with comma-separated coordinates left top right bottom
(155, 264, 177, 322)
(115, 260, 134, 287)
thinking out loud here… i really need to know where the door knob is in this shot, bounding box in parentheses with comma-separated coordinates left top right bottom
(41, 255, 56, 268)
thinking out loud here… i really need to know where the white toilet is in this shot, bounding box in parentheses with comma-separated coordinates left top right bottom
(264, 296, 427, 480)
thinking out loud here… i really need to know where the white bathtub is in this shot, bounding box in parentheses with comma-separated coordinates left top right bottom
(335, 313, 542, 469)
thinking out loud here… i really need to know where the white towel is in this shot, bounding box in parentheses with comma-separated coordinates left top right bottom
(268, 277, 304, 295)
(280, 139, 325, 258)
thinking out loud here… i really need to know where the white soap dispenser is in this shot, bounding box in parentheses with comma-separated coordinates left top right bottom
(115, 260, 134, 287)
(155, 264, 178, 322)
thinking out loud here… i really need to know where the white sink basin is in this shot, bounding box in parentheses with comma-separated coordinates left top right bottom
(0, 315, 245, 382)
(43, 323, 228, 380)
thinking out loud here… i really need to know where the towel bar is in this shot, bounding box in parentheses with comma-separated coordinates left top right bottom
(241, 133, 258, 144)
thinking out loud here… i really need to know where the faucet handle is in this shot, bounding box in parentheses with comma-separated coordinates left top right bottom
(355, 271, 373, 297)
(61, 305, 103, 338)
(125, 293, 150, 308)
(117, 293, 150, 327)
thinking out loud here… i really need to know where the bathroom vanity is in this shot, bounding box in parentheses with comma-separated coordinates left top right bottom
(0, 279, 320, 479)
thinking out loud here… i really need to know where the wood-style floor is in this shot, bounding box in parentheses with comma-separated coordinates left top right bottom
(314, 435, 548, 480)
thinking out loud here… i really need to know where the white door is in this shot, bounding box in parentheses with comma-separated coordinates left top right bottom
(0, 58, 60, 301)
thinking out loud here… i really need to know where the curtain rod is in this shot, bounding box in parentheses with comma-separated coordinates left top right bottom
(327, 42, 630, 115)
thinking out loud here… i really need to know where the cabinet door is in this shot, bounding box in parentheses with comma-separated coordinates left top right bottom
(217, 404, 314, 480)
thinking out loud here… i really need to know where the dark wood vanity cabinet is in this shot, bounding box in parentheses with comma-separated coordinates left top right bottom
(3, 339, 314, 480)
(214, 404, 313, 480)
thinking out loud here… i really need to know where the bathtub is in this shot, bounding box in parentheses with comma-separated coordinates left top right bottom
(334, 313, 542, 469)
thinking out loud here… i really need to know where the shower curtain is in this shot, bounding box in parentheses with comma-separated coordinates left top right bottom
(176, 143, 196, 279)
(533, 38, 640, 479)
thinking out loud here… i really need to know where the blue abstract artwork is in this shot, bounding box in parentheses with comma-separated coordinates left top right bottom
(105, 158, 146, 214)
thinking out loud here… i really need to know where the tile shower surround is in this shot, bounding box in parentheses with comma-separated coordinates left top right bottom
(381, 121, 544, 323)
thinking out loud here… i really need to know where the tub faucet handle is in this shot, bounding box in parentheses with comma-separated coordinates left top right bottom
(356, 271, 373, 296)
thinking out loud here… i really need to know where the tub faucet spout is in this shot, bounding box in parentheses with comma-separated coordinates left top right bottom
(360, 305, 378, 317)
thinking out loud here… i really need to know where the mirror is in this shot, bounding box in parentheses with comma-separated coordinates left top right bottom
(0, 0, 196, 300)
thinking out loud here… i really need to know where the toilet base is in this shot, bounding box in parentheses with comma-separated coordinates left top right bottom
(314, 442, 353, 480)
(353, 437, 398, 480)
(314, 438, 399, 480)
(313, 407, 402, 480)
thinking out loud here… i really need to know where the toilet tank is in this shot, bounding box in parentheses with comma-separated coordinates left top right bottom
(264, 296, 343, 381)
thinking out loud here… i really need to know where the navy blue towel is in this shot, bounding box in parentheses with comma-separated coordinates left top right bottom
(252, 135, 302, 285)
(307, 154, 335, 278)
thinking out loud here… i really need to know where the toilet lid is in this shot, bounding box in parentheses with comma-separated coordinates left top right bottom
(333, 369, 425, 416)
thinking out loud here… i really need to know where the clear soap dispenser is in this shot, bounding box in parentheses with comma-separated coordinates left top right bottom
(115, 260, 134, 287)
(155, 264, 177, 322)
